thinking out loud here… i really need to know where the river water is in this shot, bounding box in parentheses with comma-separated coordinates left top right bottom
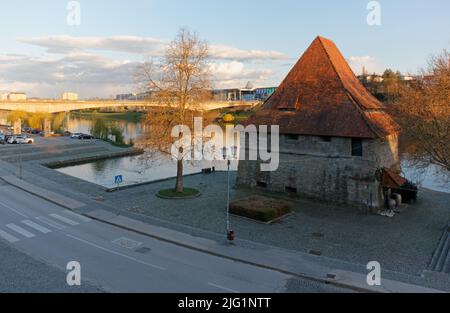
(62, 113, 238, 188)
(1, 111, 448, 192)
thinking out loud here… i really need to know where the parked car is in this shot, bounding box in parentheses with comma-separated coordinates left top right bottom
(79, 134, 94, 140)
(71, 133, 83, 139)
(7, 135, 34, 144)
(4, 134, 14, 142)
(0, 133, 5, 144)
(31, 129, 42, 135)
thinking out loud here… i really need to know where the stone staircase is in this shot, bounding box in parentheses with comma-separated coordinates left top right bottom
(429, 225, 450, 274)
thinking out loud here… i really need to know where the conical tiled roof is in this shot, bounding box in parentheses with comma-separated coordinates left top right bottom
(246, 36, 399, 138)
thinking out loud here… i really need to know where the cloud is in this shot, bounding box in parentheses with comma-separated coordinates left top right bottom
(20, 35, 166, 55)
(209, 61, 274, 89)
(347, 56, 382, 75)
(20, 35, 288, 62)
(1, 35, 288, 98)
(0, 52, 135, 84)
(0, 51, 138, 97)
(0, 54, 26, 62)
(0, 51, 276, 97)
(209, 45, 288, 61)
(209, 61, 245, 78)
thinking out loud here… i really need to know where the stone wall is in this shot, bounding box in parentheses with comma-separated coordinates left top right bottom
(236, 133, 400, 209)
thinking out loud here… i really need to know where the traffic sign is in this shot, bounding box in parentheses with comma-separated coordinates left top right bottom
(115, 175, 123, 185)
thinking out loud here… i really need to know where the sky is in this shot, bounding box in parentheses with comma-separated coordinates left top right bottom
(0, 0, 449, 99)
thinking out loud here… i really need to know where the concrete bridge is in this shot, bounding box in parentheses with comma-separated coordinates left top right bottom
(0, 99, 259, 114)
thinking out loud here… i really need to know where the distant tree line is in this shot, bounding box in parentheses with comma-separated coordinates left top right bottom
(360, 69, 409, 104)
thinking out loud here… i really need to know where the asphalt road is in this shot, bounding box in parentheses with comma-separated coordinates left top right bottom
(0, 183, 351, 293)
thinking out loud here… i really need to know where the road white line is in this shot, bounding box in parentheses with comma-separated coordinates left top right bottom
(208, 282, 239, 294)
(61, 210, 92, 223)
(0, 229, 19, 243)
(65, 234, 166, 271)
(49, 214, 79, 226)
(35, 216, 66, 230)
(21, 220, 52, 234)
(0, 200, 29, 218)
(6, 224, 35, 238)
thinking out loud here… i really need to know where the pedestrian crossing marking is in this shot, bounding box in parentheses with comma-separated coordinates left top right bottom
(1, 211, 90, 244)
(0, 229, 19, 243)
(6, 223, 35, 238)
(35, 216, 66, 230)
(49, 214, 80, 226)
(62, 211, 92, 223)
(22, 220, 52, 234)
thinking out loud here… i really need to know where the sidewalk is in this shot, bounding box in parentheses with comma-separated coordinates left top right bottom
(1, 173, 446, 293)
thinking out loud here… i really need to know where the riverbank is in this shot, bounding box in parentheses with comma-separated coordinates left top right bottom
(71, 110, 145, 123)
(44, 148, 143, 169)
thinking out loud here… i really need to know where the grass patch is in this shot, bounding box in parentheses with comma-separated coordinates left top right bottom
(157, 188, 201, 199)
(230, 196, 293, 223)
(208, 105, 261, 125)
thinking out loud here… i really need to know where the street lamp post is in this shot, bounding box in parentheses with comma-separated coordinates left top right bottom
(223, 146, 238, 242)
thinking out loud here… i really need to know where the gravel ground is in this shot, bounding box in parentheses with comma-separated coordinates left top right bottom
(0, 240, 102, 293)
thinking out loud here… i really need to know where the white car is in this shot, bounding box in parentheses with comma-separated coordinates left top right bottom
(7, 135, 34, 144)
(71, 133, 83, 139)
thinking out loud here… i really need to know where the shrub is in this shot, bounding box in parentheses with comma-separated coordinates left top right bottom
(230, 196, 293, 222)
(91, 118, 109, 140)
(110, 125, 125, 145)
(222, 113, 235, 123)
(52, 112, 67, 132)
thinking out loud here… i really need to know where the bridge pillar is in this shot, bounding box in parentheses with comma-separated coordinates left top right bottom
(13, 119, 22, 135)
(44, 118, 52, 137)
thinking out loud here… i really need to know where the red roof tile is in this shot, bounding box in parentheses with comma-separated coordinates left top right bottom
(246, 36, 400, 138)
(381, 168, 407, 188)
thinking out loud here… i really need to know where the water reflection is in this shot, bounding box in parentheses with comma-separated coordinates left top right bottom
(91, 159, 108, 173)
(66, 114, 145, 141)
(401, 157, 449, 194)
(60, 112, 239, 188)
(57, 153, 238, 189)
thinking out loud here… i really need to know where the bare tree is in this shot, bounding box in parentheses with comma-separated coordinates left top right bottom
(136, 28, 212, 193)
(390, 50, 450, 172)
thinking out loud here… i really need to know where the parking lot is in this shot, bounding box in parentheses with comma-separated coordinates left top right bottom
(0, 124, 95, 146)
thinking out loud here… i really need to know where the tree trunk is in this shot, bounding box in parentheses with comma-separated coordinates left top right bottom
(175, 159, 184, 193)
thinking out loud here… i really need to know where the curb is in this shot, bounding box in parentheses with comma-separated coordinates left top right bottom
(0, 175, 85, 210)
(106, 172, 204, 193)
(44, 148, 143, 169)
(156, 190, 203, 200)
